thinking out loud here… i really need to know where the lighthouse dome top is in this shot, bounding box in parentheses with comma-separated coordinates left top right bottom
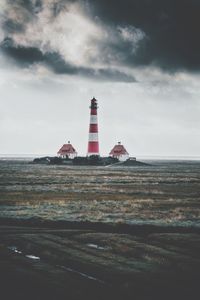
(90, 97, 98, 109)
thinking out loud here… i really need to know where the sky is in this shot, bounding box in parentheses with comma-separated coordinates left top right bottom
(0, 0, 200, 157)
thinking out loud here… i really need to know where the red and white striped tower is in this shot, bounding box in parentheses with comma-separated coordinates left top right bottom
(87, 97, 99, 156)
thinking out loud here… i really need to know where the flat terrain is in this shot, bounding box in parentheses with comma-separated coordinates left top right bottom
(0, 160, 200, 226)
(0, 223, 200, 300)
(0, 160, 200, 299)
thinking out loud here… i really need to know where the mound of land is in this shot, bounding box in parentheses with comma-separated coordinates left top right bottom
(32, 156, 149, 166)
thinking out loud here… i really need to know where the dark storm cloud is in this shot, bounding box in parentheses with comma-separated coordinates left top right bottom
(0, 0, 137, 82)
(1, 38, 44, 64)
(89, 0, 200, 72)
(1, 0, 199, 79)
(45, 50, 136, 82)
(0, 38, 136, 82)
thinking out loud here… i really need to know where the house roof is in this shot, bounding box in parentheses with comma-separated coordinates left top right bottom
(109, 143, 129, 156)
(57, 143, 77, 155)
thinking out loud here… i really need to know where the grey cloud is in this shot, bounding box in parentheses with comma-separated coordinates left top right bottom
(0, 0, 137, 82)
(1, 37, 44, 64)
(3, 19, 25, 34)
(7, 0, 43, 15)
(89, 0, 200, 72)
(2, 0, 199, 79)
(0, 38, 136, 82)
(1, 0, 41, 37)
(48, 52, 136, 82)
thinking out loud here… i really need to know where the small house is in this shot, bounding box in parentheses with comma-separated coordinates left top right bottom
(109, 142, 129, 162)
(57, 141, 77, 159)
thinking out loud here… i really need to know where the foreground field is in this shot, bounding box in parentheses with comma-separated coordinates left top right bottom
(0, 222, 200, 300)
(0, 160, 200, 299)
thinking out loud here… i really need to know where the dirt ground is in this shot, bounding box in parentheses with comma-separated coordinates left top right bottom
(0, 221, 200, 300)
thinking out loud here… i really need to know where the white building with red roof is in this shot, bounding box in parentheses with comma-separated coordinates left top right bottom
(109, 142, 129, 161)
(57, 141, 77, 159)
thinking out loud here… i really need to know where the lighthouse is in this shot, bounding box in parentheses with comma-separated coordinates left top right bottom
(87, 97, 100, 156)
